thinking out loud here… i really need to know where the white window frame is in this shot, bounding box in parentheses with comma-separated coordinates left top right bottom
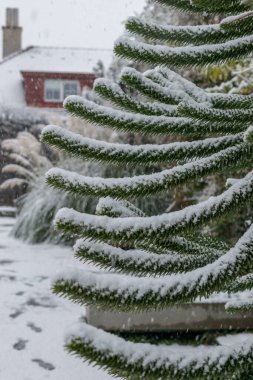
(44, 79, 62, 102)
(44, 79, 80, 102)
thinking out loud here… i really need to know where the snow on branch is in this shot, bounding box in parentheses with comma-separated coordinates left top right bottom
(94, 78, 177, 116)
(95, 198, 227, 258)
(228, 273, 253, 292)
(114, 34, 253, 68)
(178, 100, 253, 124)
(96, 197, 145, 217)
(191, 0, 250, 14)
(119, 67, 191, 105)
(210, 92, 253, 109)
(54, 171, 253, 246)
(45, 144, 253, 199)
(74, 239, 215, 276)
(156, 67, 209, 103)
(53, 223, 253, 310)
(126, 13, 253, 46)
(65, 323, 253, 379)
(41, 125, 243, 166)
(64, 95, 246, 137)
(225, 299, 253, 312)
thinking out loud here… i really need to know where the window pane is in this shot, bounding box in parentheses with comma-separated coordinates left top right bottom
(45, 80, 61, 101)
(63, 82, 78, 99)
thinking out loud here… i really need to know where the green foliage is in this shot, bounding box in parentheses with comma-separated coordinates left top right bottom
(74, 240, 217, 276)
(12, 182, 96, 244)
(45, 144, 253, 199)
(12, 160, 101, 244)
(155, 0, 250, 14)
(42, 126, 243, 166)
(114, 35, 253, 68)
(126, 13, 253, 45)
(94, 79, 178, 116)
(41, 0, 253, 378)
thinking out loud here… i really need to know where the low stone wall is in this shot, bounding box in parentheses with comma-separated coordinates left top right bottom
(87, 304, 253, 331)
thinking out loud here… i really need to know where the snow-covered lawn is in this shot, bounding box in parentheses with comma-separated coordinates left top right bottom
(2, 215, 252, 380)
(0, 216, 113, 380)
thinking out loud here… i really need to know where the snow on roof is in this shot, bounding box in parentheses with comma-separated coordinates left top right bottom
(0, 46, 113, 106)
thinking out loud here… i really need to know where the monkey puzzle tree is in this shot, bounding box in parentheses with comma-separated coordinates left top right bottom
(42, 0, 253, 378)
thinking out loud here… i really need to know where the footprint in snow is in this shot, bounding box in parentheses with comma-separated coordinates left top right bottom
(24, 283, 34, 287)
(9, 309, 24, 319)
(36, 275, 49, 282)
(27, 322, 42, 333)
(13, 339, 28, 351)
(0, 274, 16, 281)
(0, 259, 14, 265)
(26, 296, 57, 309)
(16, 291, 25, 296)
(32, 359, 55, 371)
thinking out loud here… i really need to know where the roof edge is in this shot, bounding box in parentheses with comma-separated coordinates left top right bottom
(0, 46, 34, 65)
(0, 45, 113, 66)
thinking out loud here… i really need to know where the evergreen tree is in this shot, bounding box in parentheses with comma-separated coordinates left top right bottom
(42, 1, 253, 378)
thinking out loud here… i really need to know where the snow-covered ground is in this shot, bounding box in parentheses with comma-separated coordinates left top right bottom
(0, 216, 113, 380)
(2, 215, 252, 379)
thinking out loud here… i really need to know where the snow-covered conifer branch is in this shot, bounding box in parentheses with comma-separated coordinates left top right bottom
(64, 96, 200, 136)
(53, 223, 253, 310)
(156, 67, 210, 103)
(192, 0, 250, 14)
(63, 95, 245, 137)
(114, 35, 253, 68)
(126, 14, 253, 46)
(153, 0, 202, 13)
(94, 79, 177, 116)
(119, 68, 190, 104)
(41, 125, 243, 166)
(95, 198, 227, 257)
(46, 144, 253, 199)
(155, 0, 250, 14)
(54, 171, 253, 247)
(95, 198, 230, 255)
(66, 323, 253, 379)
(210, 92, 253, 109)
(244, 125, 253, 144)
(228, 273, 253, 292)
(138, 239, 226, 260)
(74, 239, 216, 276)
(182, 232, 231, 251)
(95, 199, 226, 259)
(178, 101, 253, 124)
(96, 197, 145, 217)
(141, 234, 229, 257)
(225, 299, 253, 312)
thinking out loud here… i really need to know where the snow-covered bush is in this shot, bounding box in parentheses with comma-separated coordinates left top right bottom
(0, 104, 49, 204)
(0, 131, 52, 201)
(12, 159, 102, 244)
(40, 0, 253, 378)
(0, 104, 47, 139)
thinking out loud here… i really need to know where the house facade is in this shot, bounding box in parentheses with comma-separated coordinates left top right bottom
(22, 71, 95, 108)
(0, 9, 112, 109)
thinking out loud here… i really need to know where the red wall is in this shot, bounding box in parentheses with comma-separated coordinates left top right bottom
(21, 71, 96, 108)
